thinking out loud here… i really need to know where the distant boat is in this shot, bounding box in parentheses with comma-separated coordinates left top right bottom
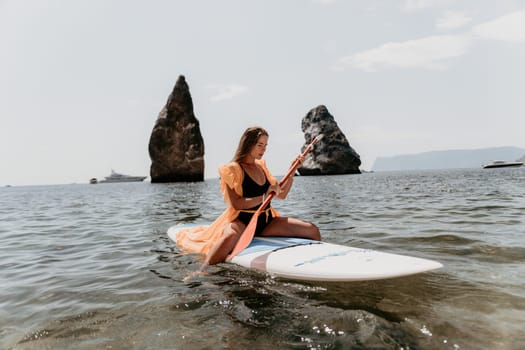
(482, 160, 524, 169)
(98, 170, 147, 183)
(89, 178, 98, 184)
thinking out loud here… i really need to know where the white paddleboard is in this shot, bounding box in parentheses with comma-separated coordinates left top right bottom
(167, 224, 443, 282)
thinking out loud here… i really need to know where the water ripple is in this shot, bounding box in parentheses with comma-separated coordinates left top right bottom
(1, 168, 524, 349)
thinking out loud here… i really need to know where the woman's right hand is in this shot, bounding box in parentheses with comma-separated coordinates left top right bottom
(266, 184, 282, 197)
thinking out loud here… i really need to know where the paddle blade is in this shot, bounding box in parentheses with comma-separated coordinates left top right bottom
(228, 215, 258, 259)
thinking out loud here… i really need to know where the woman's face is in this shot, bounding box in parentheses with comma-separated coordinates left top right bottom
(249, 135, 268, 160)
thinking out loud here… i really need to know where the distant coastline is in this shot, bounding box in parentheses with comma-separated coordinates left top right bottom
(372, 146, 525, 171)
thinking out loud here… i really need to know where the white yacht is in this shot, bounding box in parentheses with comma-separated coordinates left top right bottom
(98, 170, 147, 183)
(482, 160, 524, 169)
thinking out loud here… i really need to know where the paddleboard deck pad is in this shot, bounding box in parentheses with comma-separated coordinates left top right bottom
(167, 225, 443, 282)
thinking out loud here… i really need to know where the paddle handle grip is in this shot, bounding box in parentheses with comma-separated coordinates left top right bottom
(279, 134, 322, 186)
(257, 134, 322, 212)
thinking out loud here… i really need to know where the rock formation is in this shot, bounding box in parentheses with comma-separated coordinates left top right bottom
(298, 105, 361, 175)
(148, 75, 204, 182)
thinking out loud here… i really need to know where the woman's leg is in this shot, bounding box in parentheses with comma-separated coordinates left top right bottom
(203, 220, 246, 266)
(184, 221, 246, 283)
(260, 217, 321, 241)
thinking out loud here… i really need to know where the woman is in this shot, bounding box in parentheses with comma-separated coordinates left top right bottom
(176, 126, 320, 268)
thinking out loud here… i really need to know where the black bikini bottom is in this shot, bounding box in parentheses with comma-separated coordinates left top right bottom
(236, 208, 274, 236)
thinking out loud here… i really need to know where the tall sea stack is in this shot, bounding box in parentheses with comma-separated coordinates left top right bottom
(148, 75, 205, 182)
(298, 105, 361, 175)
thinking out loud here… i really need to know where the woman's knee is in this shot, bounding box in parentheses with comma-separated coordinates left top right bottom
(207, 225, 242, 265)
(226, 220, 244, 236)
(308, 222, 321, 240)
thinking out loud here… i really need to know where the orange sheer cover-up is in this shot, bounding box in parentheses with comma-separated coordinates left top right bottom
(175, 159, 280, 256)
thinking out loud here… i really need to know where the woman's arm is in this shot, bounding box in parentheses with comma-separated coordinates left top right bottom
(275, 176, 293, 199)
(226, 185, 264, 210)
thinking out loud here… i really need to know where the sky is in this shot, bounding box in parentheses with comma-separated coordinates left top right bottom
(1, 0, 524, 186)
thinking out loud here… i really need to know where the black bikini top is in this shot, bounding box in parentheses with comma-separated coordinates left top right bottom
(241, 167, 270, 210)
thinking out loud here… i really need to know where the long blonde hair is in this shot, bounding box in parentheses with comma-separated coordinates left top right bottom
(232, 126, 269, 163)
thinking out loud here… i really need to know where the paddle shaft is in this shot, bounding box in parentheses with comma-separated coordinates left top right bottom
(228, 135, 322, 258)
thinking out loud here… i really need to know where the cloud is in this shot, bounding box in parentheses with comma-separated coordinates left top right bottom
(334, 34, 471, 71)
(436, 11, 472, 30)
(208, 84, 248, 102)
(334, 9, 525, 73)
(311, 0, 337, 4)
(472, 9, 525, 43)
(402, 0, 443, 12)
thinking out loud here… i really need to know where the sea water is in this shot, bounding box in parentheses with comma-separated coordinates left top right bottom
(0, 168, 524, 349)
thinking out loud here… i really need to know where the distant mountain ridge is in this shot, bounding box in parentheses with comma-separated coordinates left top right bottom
(372, 146, 525, 171)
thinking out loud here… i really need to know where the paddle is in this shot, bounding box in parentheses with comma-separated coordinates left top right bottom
(227, 134, 323, 259)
